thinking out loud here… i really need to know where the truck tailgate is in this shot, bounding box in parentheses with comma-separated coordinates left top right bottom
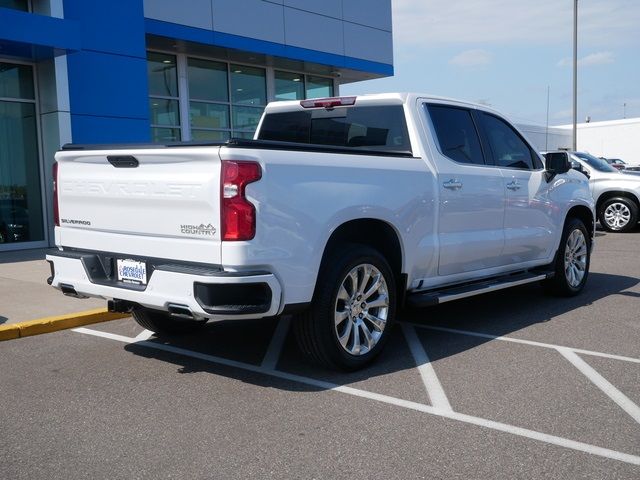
(55, 147, 222, 264)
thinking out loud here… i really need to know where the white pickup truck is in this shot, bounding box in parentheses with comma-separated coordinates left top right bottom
(47, 93, 595, 370)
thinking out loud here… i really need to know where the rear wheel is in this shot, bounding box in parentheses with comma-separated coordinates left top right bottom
(543, 217, 591, 296)
(293, 245, 396, 371)
(132, 308, 207, 335)
(598, 197, 638, 232)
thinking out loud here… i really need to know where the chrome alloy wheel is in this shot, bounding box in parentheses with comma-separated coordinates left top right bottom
(334, 263, 389, 356)
(564, 229, 588, 288)
(604, 202, 632, 230)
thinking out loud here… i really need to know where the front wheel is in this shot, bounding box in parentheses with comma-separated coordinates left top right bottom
(293, 245, 396, 371)
(543, 217, 591, 296)
(598, 197, 638, 232)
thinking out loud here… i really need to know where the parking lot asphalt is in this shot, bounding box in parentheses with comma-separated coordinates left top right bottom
(1, 229, 639, 479)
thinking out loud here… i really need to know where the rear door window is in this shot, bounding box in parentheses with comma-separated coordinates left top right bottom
(258, 105, 412, 154)
(426, 104, 485, 165)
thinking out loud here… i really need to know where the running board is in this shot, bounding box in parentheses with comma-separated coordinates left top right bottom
(407, 271, 552, 308)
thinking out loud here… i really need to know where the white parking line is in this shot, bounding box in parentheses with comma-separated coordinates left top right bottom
(401, 324, 453, 411)
(72, 326, 640, 467)
(407, 323, 640, 364)
(557, 347, 640, 425)
(134, 329, 154, 341)
(260, 315, 291, 370)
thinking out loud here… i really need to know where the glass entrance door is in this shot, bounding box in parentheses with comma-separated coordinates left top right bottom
(0, 62, 44, 247)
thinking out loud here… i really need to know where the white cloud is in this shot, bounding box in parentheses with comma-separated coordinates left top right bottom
(557, 52, 615, 67)
(449, 49, 492, 67)
(393, 0, 640, 47)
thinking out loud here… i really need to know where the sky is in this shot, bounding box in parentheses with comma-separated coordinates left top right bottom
(341, 0, 640, 127)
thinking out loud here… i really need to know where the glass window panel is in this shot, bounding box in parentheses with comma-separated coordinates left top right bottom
(477, 112, 534, 170)
(233, 131, 255, 140)
(427, 105, 485, 165)
(151, 127, 181, 143)
(188, 58, 228, 102)
(275, 71, 304, 101)
(0, 101, 44, 243)
(190, 102, 229, 129)
(191, 130, 230, 142)
(0, 0, 28, 11)
(149, 99, 180, 126)
(230, 65, 266, 105)
(147, 52, 178, 98)
(232, 106, 264, 132)
(258, 106, 412, 154)
(305, 76, 333, 99)
(0, 63, 35, 100)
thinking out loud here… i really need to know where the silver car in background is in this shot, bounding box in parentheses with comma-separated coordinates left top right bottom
(569, 152, 640, 232)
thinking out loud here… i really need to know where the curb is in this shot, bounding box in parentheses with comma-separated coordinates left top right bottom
(0, 308, 129, 341)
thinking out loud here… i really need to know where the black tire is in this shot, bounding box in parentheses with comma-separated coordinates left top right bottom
(543, 217, 591, 297)
(598, 196, 638, 233)
(293, 244, 396, 371)
(131, 308, 207, 335)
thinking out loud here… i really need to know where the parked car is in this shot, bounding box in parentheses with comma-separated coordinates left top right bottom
(602, 157, 627, 170)
(549, 151, 640, 232)
(47, 94, 595, 370)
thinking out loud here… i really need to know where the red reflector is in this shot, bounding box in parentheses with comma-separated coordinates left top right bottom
(300, 96, 356, 109)
(53, 161, 60, 227)
(221, 161, 262, 241)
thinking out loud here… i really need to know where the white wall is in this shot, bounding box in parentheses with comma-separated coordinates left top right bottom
(571, 119, 640, 166)
(516, 123, 572, 153)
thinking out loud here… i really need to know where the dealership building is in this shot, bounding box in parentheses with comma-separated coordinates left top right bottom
(0, 0, 393, 251)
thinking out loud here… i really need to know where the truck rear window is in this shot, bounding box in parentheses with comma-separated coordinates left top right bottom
(257, 105, 412, 155)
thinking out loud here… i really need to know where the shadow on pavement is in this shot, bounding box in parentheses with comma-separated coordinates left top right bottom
(0, 316, 7, 325)
(123, 271, 638, 393)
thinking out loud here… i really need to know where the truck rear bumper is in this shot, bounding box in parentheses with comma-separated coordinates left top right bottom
(46, 249, 282, 321)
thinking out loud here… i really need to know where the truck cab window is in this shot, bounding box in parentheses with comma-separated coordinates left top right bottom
(258, 105, 412, 154)
(477, 112, 536, 170)
(426, 105, 485, 165)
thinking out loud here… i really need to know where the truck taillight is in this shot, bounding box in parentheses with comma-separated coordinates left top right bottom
(53, 161, 60, 227)
(221, 161, 261, 241)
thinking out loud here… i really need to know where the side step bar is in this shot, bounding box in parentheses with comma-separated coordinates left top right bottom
(406, 271, 553, 308)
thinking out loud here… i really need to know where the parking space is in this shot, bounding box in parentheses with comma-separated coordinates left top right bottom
(1, 231, 639, 478)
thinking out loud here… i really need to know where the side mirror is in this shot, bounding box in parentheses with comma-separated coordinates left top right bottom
(543, 152, 571, 182)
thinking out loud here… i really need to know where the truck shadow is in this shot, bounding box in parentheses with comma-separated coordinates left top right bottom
(124, 271, 638, 395)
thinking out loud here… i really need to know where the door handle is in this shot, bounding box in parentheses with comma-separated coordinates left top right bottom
(506, 181, 521, 191)
(443, 179, 463, 190)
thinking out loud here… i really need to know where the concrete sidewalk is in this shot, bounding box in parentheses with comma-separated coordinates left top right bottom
(0, 249, 105, 326)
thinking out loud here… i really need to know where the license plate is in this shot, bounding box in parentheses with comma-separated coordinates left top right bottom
(116, 259, 147, 285)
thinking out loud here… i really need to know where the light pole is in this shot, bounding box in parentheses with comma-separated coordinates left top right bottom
(572, 0, 578, 151)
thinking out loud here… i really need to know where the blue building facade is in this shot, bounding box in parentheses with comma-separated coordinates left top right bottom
(0, 0, 393, 250)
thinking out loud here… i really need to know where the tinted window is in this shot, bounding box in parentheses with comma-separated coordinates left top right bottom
(573, 152, 618, 172)
(478, 112, 536, 170)
(427, 105, 485, 165)
(258, 105, 411, 154)
(187, 58, 228, 102)
(147, 52, 178, 98)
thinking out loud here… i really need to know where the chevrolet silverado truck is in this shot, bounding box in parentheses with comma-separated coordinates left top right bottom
(47, 93, 595, 370)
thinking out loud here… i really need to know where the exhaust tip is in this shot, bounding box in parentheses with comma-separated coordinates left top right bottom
(167, 304, 194, 319)
(60, 283, 88, 299)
